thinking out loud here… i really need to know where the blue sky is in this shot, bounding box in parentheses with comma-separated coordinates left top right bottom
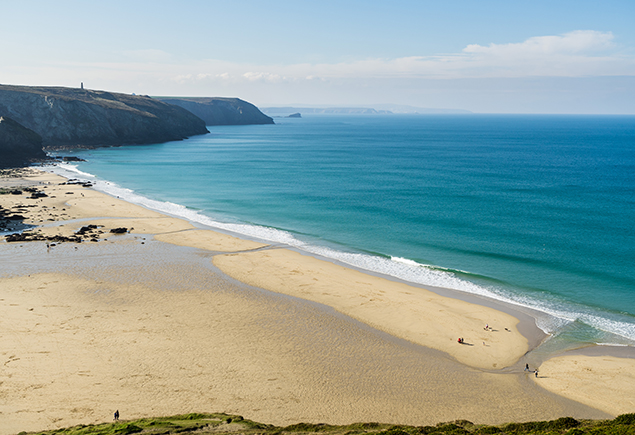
(2, 0, 635, 113)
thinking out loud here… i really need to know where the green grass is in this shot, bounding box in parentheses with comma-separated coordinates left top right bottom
(19, 413, 635, 435)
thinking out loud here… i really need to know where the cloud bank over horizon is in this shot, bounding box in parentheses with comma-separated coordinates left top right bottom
(173, 30, 634, 84)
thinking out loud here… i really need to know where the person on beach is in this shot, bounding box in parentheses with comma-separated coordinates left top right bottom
(114, 410, 119, 421)
(535, 369, 539, 378)
(525, 363, 529, 371)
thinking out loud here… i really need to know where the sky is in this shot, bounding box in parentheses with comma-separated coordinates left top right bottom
(2, 0, 635, 113)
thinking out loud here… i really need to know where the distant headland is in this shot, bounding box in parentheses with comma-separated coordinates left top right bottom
(155, 97, 274, 126)
(261, 104, 472, 117)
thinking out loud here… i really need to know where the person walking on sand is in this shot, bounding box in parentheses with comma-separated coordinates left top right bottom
(535, 369, 539, 378)
(114, 410, 119, 421)
(525, 363, 529, 371)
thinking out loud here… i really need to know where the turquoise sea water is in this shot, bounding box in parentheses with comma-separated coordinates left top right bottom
(50, 114, 635, 348)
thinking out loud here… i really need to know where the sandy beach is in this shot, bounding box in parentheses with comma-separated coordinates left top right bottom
(1, 168, 632, 434)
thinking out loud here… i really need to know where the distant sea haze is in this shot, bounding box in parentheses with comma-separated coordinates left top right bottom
(52, 113, 635, 349)
(260, 105, 472, 115)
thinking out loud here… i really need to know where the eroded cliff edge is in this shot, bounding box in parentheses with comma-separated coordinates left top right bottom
(0, 85, 209, 150)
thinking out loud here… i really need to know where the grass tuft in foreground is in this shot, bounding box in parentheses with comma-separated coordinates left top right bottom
(18, 412, 635, 435)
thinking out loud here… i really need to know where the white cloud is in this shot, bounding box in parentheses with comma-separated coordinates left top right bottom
(447, 30, 631, 78)
(242, 72, 286, 82)
(166, 31, 634, 84)
(464, 30, 615, 55)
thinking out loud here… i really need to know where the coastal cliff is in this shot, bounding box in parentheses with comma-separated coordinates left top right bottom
(0, 84, 209, 150)
(0, 116, 47, 168)
(157, 97, 274, 126)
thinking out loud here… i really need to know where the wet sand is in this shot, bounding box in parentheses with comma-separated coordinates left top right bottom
(0, 168, 627, 434)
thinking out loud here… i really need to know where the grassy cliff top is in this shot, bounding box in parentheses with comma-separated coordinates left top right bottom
(19, 412, 635, 435)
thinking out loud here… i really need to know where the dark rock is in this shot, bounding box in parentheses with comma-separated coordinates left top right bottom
(0, 116, 47, 168)
(62, 156, 86, 162)
(5, 230, 84, 243)
(60, 180, 93, 187)
(109, 227, 128, 234)
(5, 232, 30, 242)
(76, 224, 99, 235)
(156, 97, 274, 126)
(29, 191, 48, 199)
(0, 84, 209, 150)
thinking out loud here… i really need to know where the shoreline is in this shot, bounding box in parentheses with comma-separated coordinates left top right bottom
(48, 163, 550, 357)
(1, 167, 633, 433)
(48, 161, 635, 351)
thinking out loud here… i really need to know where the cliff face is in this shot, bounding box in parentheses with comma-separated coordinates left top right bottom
(0, 85, 209, 149)
(0, 116, 47, 168)
(157, 97, 274, 126)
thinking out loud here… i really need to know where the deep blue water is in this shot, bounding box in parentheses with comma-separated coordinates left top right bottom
(52, 114, 635, 346)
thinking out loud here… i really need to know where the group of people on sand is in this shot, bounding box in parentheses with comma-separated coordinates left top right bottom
(525, 363, 539, 377)
(456, 324, 541, 378)
(455, 323, 513, 346)
(457, 323, 493, 344)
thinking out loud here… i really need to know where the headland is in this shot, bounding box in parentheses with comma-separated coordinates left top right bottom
(0, 84, 209, 151)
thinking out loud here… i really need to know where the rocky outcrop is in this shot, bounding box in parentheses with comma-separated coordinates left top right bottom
(0, 84, 209, 149)
(0, 116, 47, 168)
(157, 97, 274, 126)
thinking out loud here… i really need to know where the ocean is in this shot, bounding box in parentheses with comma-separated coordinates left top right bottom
(49, 114, 635, 349)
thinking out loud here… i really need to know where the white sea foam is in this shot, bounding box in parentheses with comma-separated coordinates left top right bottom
(596, 342, 629, 347)
(53, 163, 97, 179)
(42, 163, 635, 344)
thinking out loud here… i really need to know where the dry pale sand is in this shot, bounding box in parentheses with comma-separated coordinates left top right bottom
(212, 248, 526, 369)
(536, 355, 635, 416)
(0, 168, 626, 433)
(0, 244, 608, 435)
